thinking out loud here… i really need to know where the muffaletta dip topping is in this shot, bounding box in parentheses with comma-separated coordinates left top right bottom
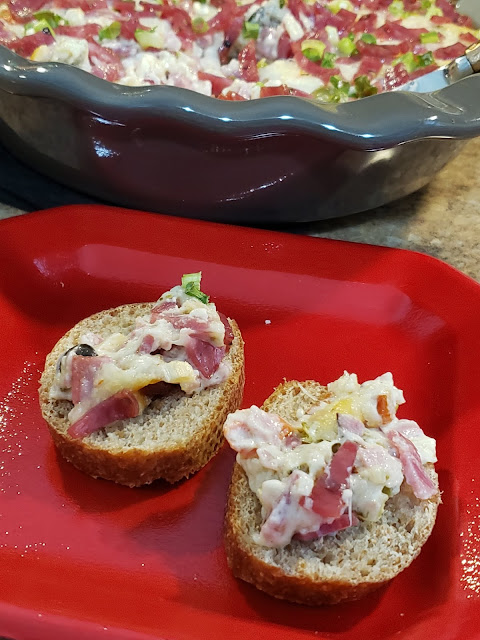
(224, 372, 437, 548)
(0, 0, 478, 101)
(51, 273, 234, 438)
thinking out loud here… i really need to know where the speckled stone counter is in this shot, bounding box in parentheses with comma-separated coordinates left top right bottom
(1, 137, 479, 282)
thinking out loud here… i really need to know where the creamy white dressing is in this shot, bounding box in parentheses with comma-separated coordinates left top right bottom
(31, 36, 92, 71)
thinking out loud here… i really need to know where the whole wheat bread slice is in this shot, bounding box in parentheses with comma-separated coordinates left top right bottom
(224, 380, 440, 605)
(39, 303, 244, 487)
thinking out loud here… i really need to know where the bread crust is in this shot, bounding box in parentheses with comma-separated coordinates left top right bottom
(39, 303, 244, 487)
(224, 380, 440, 605)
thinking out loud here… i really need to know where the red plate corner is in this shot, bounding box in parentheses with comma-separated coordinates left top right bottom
(1, 205, 480, 640)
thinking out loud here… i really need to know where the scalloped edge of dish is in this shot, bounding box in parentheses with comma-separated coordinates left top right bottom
(1, 44, 480, 150)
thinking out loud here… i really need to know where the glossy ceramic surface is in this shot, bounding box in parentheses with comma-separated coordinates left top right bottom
(1, 205, 480, 640)
(0, 43, 479, 222)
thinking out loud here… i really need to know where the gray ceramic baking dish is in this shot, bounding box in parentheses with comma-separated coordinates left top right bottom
(0, 39, 480, 223)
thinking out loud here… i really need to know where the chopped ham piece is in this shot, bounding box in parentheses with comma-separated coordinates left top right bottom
(11, 31, 54, 56)
(385, 430, 437, 499)
(197, 71, 232, 97)
(238, 40, 259, 82)
(217, 91, 246, 101)
(277, 32, 293, 59)
(9, 0, 45, 21)
(460, 32, 477, 47)
(70, 355, 110, 405)
(357, 55, 383, 77)
(88, 41, 123, 82)
(435, 43, 466, 60)
(150, 299, 178, 323)
(218, 313, 234, 346)
(301, 441, 358, 519)
(137, 334, 155, 355)
(337, 413, 364, 436)
(260, 85, 311, 98)
(68, 389, 140, 439)
(351, 13, 377, 34)
(56, 24, 100, 40)
(156, 1, 194, 42)
(326, 440, 358, 490)
(306, 474, 345, 518)
(375, 21, 427, 42)
(185, 337, 225, 378)
(356, 40, 409, 62)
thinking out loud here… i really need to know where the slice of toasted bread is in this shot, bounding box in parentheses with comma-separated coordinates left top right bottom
(224, 380, 440, 605)
(39, 303, 244, 487)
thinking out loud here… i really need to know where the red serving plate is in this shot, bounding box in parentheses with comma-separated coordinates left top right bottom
(1, 205, 480, 640)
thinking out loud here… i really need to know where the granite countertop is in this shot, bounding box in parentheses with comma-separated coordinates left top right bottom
(1, 138, 479, 283)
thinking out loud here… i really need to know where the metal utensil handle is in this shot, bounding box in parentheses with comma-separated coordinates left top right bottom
(446, 42, 480, 84)
(465, 41, 480, 73)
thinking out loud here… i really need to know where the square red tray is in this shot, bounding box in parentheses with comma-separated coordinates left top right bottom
(1, 205, 479, 640)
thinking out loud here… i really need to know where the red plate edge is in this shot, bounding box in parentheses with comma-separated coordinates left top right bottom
(1, 204, 480, 640)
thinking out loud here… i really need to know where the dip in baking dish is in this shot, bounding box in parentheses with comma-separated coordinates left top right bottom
(0, 0, 478, 100)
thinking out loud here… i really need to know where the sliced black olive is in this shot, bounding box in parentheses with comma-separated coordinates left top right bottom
(57, 343, 97, 372)
(73, 344, 97, 357)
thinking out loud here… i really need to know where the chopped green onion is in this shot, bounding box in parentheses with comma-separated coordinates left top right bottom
(321, 52, 336, 68)
(279, 0, 286, 7)
(417, 51, 434, 66)
(360, 33, 376, 44)
(192, 16, 209, 33)
(419, 31, 439, 44)
(181, 272, 209, 304)
(257, 57, 268, 68)
(338, 36, 357, 56)
(301, 39, 326, 62)
(32, 11, 64, 29)
(242, 20, 259, 39)
(396, 51, 417, 72)
(331, 75, 350, 92)
(314, 77, 350, 103)
(26, 18, 55, 36)
(421, 0, 442, 17)
(352, 75, 378, 98)
(394, 51, 434, 72)
(134, 27, 164, 50)
(388, 0, 405, 17)
(98, 21, 121, 41)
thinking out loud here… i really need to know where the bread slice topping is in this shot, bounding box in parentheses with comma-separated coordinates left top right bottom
(50, 273, 233, 439)
(224, 372, 437, 548)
